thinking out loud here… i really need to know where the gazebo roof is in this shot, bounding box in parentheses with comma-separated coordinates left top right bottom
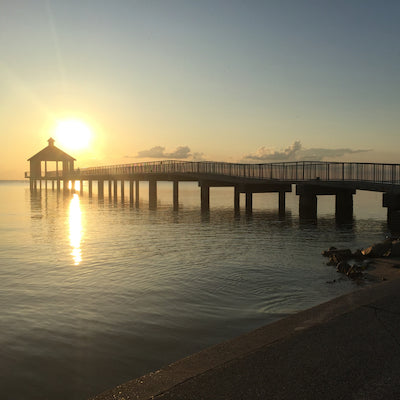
(27, 138, 76, 162)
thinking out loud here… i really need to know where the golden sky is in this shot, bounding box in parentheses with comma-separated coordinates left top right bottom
(1, 1, 399, 179)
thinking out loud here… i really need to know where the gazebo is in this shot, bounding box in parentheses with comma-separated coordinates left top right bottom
(27, 138, 76, 189)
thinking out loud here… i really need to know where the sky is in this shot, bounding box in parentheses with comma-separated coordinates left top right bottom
(1, 0, 399, 179)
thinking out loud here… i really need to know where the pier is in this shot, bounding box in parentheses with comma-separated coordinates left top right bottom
(26, 139, 400, 226)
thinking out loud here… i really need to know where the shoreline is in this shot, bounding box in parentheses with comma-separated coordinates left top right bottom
(90, 258, 400, 400)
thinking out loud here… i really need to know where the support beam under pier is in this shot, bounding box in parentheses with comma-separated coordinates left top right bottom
(173, 181, 179, 211)
(129, 180, 134, 205)
(149, 180, 157, 209)
(279, 191, 286, 216)
(297, 184, 355, 221)
(299, 192, 317, 220)
(238, 183, 291, 215)
(383, 192, 400, 229)
(234, 186, 240, 214)
(200, 184, 210, 212)
(335, 190, 354, 221)
(135, 180, 140, 208)
(245, 192, 253, 214)
(121, 180, 125, 202)
(113, 180, 118, 200)
(98, 180, 104, 199)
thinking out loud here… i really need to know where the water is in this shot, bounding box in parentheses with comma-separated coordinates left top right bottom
(0, 180, 391, 399)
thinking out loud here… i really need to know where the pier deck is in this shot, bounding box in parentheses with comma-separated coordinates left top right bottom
(26, 160, 400, 225)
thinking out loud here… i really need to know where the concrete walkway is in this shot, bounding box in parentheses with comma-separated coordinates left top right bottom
(91, 261, 400, 400)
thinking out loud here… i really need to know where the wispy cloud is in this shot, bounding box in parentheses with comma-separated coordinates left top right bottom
(243, 141, 371, 162)
(191, 152, 206, 161)
(298, 147, 371, 160)
(134, 146, 191, 159)
(126, 146, 205, 161)
(243, 141, 302, 161)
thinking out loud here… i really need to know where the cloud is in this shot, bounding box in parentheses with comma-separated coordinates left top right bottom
(243, 141, 371, 162)
(165, 146, 191, 159)
(191, 152, 206, 161)
(243, 141, 302, 161)
(135, 146, 166, 158)
(127, 145, 200, 160)
(299, 147, 371, 161)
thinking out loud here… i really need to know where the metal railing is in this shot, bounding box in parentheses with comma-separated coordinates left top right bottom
(26, 161, 400, 185)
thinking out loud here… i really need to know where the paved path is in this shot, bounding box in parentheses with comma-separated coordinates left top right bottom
(91, 261, 400, 400)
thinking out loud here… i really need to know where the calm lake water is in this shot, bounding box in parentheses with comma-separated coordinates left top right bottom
(0, 180, 392, 399)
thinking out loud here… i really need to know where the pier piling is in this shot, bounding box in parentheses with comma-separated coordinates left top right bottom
(173, 181, 179, 211)
(135, 180, 140, 208)
(98, 180, 104, 199)
(129, 180, 134, 205)
(201, 184, 210, 212)
(245, 192, 253, 214)
(234, 187, 240, 214)
(279, 191, 286, 215)
(121, 180, 125, 202)
(113, 180, 118, 200)
(149, 180, 157, 209)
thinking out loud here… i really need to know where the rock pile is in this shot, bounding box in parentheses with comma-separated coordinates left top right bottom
(322, 238, 400, 280)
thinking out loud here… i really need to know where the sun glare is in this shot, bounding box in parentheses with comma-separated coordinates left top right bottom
(54, 119, 93, 151)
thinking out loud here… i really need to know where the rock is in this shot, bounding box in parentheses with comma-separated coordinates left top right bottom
(326, 256, 337, 266)
(337, 261, 351, 274)
(361, 239, 392, 258)
(389, 240, 400, 257)
(356, 260, 373, 270)
(352, 249, 364, 260)
(322, 248, 352, 260)
(347, 265, 363, 279)
(383, 249, 391, 257)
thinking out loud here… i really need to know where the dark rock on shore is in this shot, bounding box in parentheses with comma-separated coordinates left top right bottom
(346, 265, 363, 279)
(322, 248, 353, 266)
(361, 239, 392, 258)
(352, 249, 364, 260)
(336, 261, 351, 274)
(383, 240, 400, 257)
(323, 238, 400, 280)
(322, 248, 352, 258)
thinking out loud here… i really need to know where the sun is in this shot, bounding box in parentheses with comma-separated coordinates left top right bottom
(54, 119, 93, 151)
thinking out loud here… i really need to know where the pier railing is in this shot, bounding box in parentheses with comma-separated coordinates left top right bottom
(71, 161, 400, 185)
(29, 161, 400, 186)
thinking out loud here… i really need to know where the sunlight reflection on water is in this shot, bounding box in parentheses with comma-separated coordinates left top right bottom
(69, 193, 83, 265)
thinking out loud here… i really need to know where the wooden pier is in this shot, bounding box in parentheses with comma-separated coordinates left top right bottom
(26, 139, 400, 226)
